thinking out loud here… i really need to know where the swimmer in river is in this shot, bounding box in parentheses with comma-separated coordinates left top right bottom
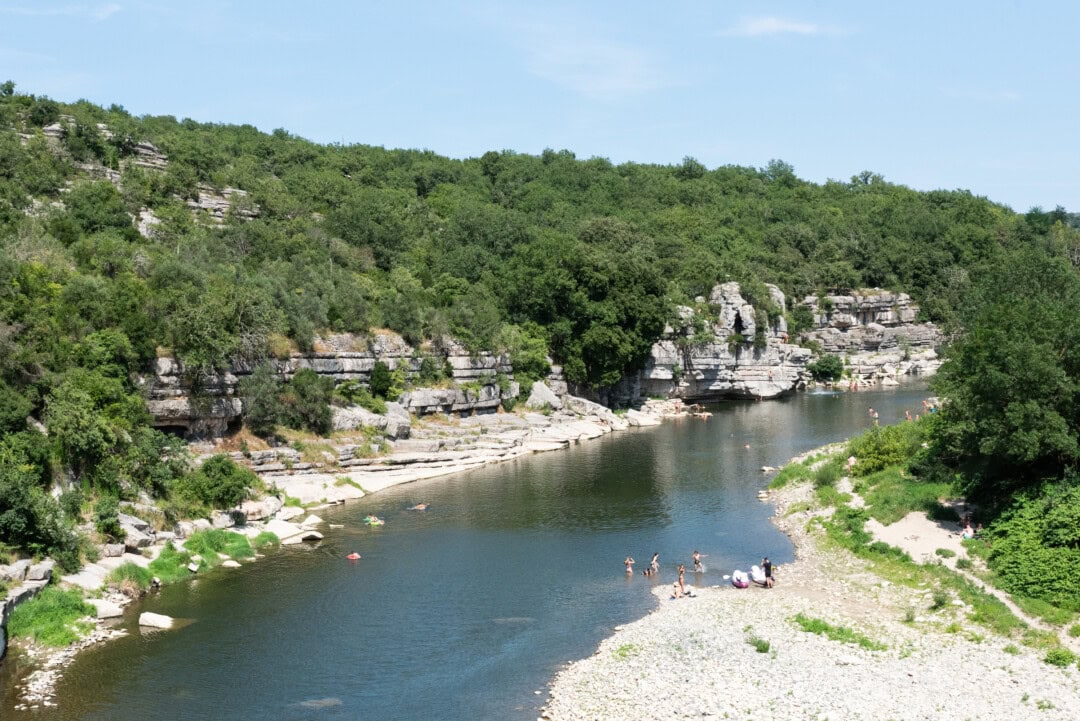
(624, 556, 635, 575)
(650, 552, 660, 573)
(692, 550, 703, 573)
(408, 503, 428, 511)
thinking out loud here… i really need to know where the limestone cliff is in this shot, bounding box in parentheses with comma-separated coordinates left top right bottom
(796, 290, 942, 380)
(623, 282, 813, 403)
(142, 333, 516, 437)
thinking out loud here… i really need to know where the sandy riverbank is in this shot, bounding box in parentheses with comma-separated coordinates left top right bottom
(543, 449, 1080, 721)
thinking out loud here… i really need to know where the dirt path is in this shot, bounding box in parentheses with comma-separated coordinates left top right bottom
(855, 488, 1080, 654)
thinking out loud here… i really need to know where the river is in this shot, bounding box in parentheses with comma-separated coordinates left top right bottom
(0, 382, 929, 721)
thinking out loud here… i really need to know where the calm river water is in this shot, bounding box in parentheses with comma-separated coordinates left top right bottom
(1, 382, 929, 721)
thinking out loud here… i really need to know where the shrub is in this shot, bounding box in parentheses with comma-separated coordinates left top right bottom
(807, 354, 843, 381)
(935, 548, 956, 558)
(280, 368, 333, 435)
(175, 455, 255, 509)
(369, 361, 392, 399)
(956, 558, 973, 570)
(846, 422, 928, 477)
(94, 496, 125, 541)
(930, 590, 950, 610)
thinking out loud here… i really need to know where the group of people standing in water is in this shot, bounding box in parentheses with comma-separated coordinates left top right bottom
(624, 551, 774, 596)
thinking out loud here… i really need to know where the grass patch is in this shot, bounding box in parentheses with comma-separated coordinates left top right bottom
(106, 562, 153, 590)
(930, 590, 950, 610)
(935, 548, 956, 558)
(859, 465, 954, 525)
(955, 558, 973, 570)
(768, 459, 815, 489)
(8, 587, 95, 646)
(1044, 647, 1077, 667)
(1069, 624, 1080, 638)
(613, 643, 639, 660)
(148, 542, 196, 584)
(252, 531, 279, 548)
(792, 613, 886, 651)
(1003, 644, 1020, 655)
(813, 457, 844, 488)
(184, 529, 255, 568)
(1013, 596, 1074, 627)
(284, 496, 303, 508)
(747, 634, 771, 653)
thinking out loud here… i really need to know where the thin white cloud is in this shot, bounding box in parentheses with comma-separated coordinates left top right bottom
(719, 16, 841, 37)
(0, 3, 121, 21)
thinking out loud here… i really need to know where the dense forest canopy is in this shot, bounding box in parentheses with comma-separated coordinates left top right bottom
(3, 81, 1080, 571)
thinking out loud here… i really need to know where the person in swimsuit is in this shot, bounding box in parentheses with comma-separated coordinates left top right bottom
(650, 552, 660, 573)
(692, 550, 703, 573)
(624, 556, 635, 575)
(677, 564, 686, 594)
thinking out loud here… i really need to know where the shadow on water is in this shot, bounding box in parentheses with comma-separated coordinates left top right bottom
(0, 381, 930, 721)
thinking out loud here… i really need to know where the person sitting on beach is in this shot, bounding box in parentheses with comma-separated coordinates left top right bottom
(961, 524, 974, 540)
(624, 556, 635, 575)
(671, 582, 683, 599)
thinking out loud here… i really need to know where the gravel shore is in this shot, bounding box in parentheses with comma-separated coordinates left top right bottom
(543, 462, 1080, 721)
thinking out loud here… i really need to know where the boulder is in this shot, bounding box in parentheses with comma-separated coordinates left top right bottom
(102, 543, 125, 558)
(192, 518, 213, 532)
(299, 515, 324, 528)
(239, 496, 283, 522)
(275, 505, 305, 522)
(26, 560, 55, 582)
(123, 526, 154, 551)
(139, 612, 174, 629)
(210, 511, 235, 529)
(117, 513, 150, 532)
(221, 560, 242, 568)
(88, 598, 124, 619)
(383, 402, 412, 440)
(525, 382, 563, 411)
(0, 560, 31, 583)
(175, 521, 195, 539)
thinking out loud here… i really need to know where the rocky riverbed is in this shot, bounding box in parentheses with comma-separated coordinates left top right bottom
(543, 452, 1080, 721)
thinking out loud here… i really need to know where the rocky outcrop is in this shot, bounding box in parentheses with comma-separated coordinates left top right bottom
(185, 184, 258, 223)
(797, 290, 943, 380)
(143, 333, 517, 437)
(626, 282, 812, 403)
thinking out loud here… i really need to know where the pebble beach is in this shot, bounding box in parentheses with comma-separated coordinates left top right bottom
(543, 465, 1080, 721)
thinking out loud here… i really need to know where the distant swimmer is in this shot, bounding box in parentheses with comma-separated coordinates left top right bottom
(408, 503, 429, 511)
(346, 552, 361, 560)
(624, 556, 635, 575)
(744, 444, 751, 450)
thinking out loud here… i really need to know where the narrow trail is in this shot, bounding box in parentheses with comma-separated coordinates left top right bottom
(848, 481, 1080, 654)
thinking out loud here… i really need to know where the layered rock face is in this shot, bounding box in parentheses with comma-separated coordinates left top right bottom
(797, 291, 942, 379)
(631, 282, 813, 401)
(142, 333, 516, 437)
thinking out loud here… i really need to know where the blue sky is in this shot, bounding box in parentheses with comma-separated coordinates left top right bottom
(1, 1, 1076, 212)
